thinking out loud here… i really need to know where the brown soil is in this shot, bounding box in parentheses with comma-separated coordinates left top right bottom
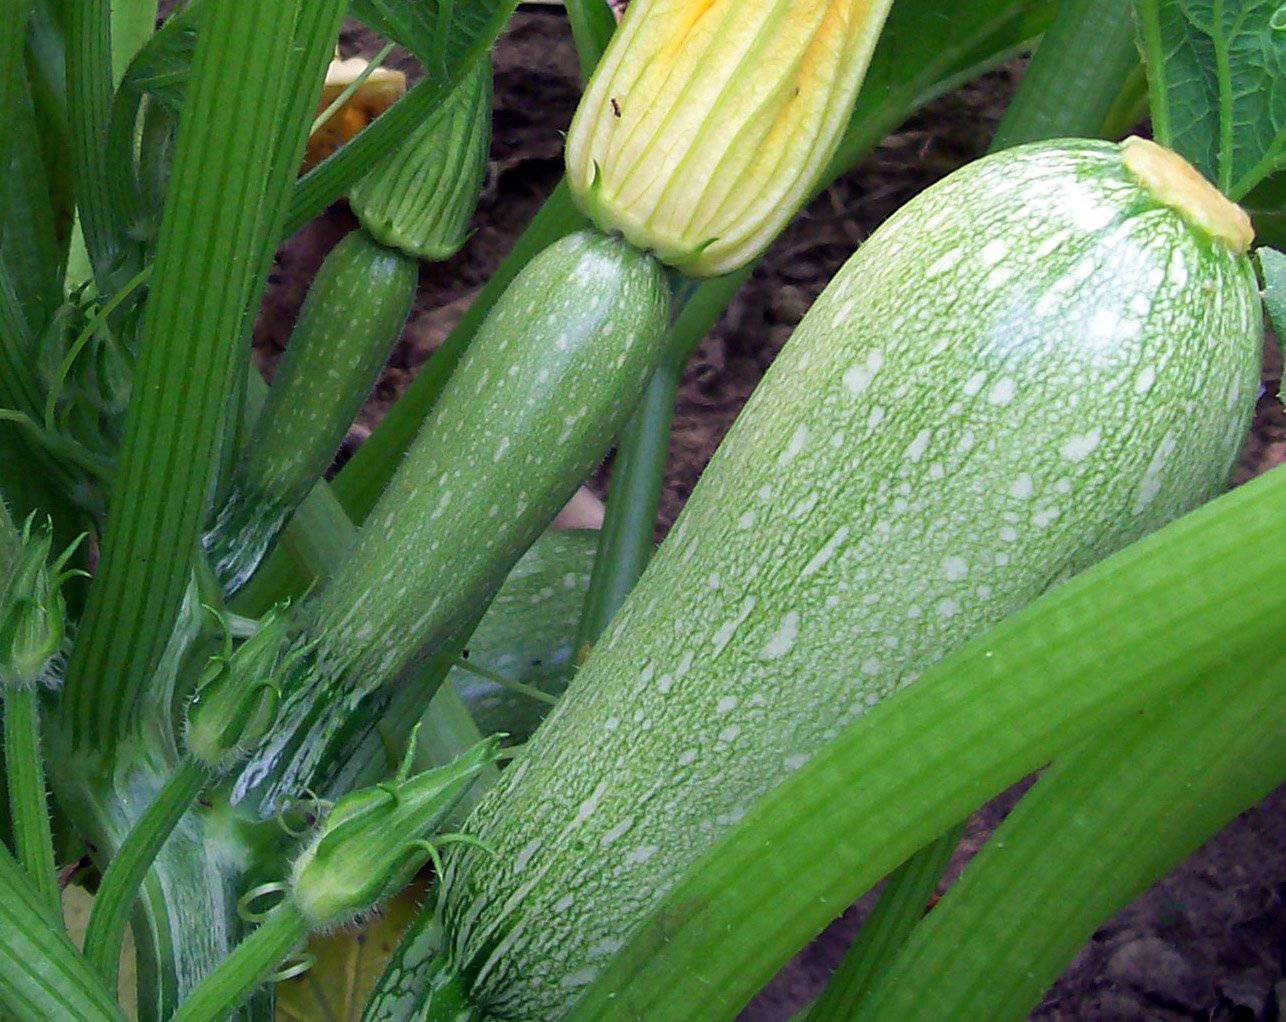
(255, 11, 1285, 1019)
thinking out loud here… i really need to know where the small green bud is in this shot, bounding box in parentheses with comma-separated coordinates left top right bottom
(349, 60, 493, 261)
(185, 605, 297, 771)
(0, 518, 83, 686)
(290, 736, 500, 930)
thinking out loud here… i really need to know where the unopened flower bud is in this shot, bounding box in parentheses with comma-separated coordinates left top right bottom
(290, 737, 500, 930)
(0, 518, 82, 686)
(565, 0, 893, 277)
(185, 605, 297, 771)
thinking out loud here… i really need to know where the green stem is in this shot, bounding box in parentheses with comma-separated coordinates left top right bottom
(170, 900, 308, 1022)
(1135, 0, 1172, 147)
(573, 356, 678, 662)
(3, 686, 61, 918)
(311, 41, 397, 137)
(989, 0, 1138, 151)
(82, 758, 206, 991)
(61, 0, 333, 751)
(806, 825, 961, 1020)
(452, 658, 557, 707)
(572, 273, 741, 664)
(65, 0, 120, 280)
(1100, 62, 1151, 141)
(859, 661, 1286, 1020)
(0, 841, 124, 1021)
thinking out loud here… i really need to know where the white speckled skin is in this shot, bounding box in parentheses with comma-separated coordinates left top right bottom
(440, 140, 1263, 1018)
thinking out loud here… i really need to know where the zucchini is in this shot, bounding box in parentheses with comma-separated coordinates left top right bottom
(232, 229, 669, 812)
(435, 139, 1263, 1018)
(204, 229, 418, 593)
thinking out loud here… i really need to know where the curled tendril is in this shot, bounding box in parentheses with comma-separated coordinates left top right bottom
(275, 790, 332, 838)
(268, 951, 316, 983)
(237, 881, 289, 924)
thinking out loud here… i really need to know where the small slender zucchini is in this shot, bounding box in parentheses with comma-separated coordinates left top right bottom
(204, 230, 417, 593)
(208, 62, 495, 594)
(434, 139, 1263, 1018)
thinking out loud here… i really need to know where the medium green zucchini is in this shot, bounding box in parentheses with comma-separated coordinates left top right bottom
(434, 139, 1263, 1018)
(231, 229, 669, 812)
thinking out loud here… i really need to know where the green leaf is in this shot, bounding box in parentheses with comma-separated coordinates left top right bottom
(1136, 0, 1286, 198)
(569, 466, 1286, 1019)
(859, 660, 1286, 1021)
(1262, 246, 1286, 333)
(450, 530, 599, 744)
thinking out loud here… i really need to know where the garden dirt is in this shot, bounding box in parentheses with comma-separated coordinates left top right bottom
(254, 11, 1286, 1019)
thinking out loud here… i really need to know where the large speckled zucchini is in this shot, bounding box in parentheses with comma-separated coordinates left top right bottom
(433, 139, 1263, 1018)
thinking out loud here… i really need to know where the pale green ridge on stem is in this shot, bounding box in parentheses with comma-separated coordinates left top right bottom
(437, 141, 1263, 1018)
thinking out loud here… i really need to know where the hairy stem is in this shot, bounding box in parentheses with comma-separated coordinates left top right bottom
(3, 687, 61, 918)
(170, 900, 307, 1022)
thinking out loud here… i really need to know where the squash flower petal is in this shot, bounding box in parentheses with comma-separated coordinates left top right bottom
(566, 0, 893, 277)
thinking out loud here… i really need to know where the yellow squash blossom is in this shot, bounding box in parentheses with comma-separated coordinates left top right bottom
(566, 0, 893, 277)
(304, 56, 407, 172)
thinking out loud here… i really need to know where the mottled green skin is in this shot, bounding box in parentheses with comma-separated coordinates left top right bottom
(437, 141, 1263, 1018)
(230, 231, 668, 812)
